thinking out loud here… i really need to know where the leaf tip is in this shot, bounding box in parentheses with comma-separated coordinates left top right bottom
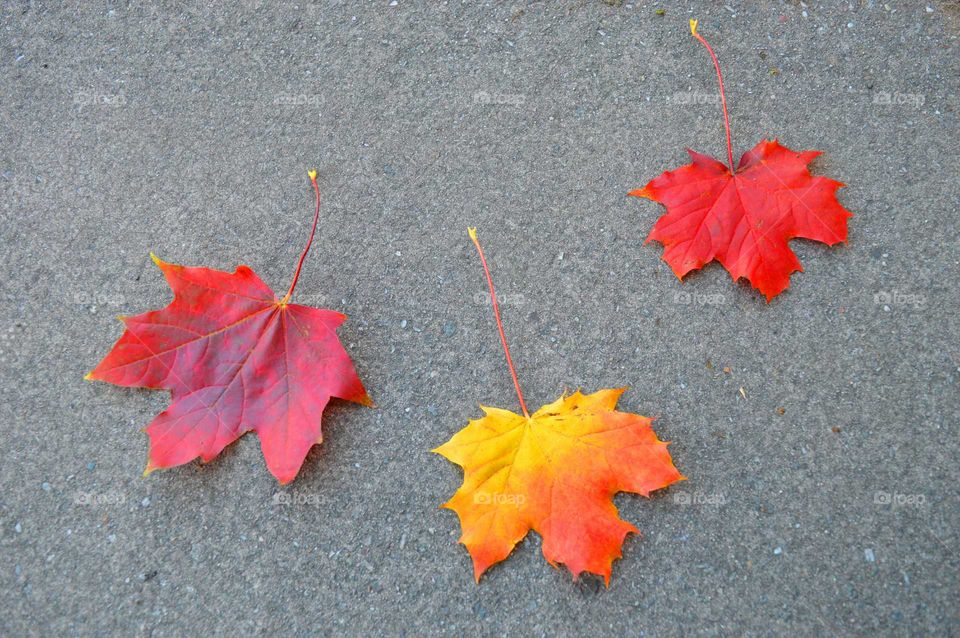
(149, 252, 162, 267)
(472, 559, 489, 583)
(83, 372, 94, 381)
(689, 18, 698, 36)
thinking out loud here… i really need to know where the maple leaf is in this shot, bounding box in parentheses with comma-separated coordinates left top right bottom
(86, 171, 371, 484)
(629, 20, 852, 301)
(434, 229, 683, 584)
(434, 388, 683, 584)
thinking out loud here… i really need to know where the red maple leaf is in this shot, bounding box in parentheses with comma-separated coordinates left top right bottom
(630, 21, 852, 301)
(86, 171, 371, 483)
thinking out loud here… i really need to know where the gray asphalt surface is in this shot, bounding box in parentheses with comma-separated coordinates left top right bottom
(2, 1, 958, 636)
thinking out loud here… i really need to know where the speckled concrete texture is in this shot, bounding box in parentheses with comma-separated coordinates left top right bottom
(1, 2, 957, 635)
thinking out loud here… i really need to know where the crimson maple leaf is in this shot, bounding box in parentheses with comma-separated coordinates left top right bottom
(630, 21, 852, 301)
(86, 171, 371, 483)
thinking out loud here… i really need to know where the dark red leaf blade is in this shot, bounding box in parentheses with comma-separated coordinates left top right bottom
(86, 254, 371, 483)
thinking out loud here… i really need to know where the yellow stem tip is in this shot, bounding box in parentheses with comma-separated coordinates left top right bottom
(308, 169, 318, 181)
(467, 227, 478, 240)
(689, 19, 698, 35)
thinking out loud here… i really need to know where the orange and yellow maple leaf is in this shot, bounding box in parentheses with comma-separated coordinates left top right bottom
(434, 389, 683, 584)
(435, 229, 683, 584)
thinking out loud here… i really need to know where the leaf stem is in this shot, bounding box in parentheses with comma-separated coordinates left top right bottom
(468, 228, 530, 419)
(690, 20, 735, 172)
(282, 170, 321, 304)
